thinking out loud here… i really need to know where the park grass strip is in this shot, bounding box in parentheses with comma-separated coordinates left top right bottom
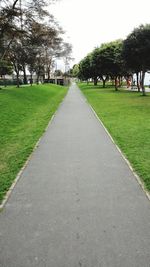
(89, 102, 150, 201)
(0, 114, 56, 210)
(0, 83, 68, 206)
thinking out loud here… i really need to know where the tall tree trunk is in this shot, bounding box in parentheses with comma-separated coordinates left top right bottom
(47, 61, 51, 82)
(4, 75, 7, 87)
(139, 71, 142, 82)
(141, 70, 146, 96)
(36, 74, 40, 85)
(101, 76, 108, 88)
(139, 71, 142, 89)
(23, 65, 27, 84)
(94, 77, 97, 86)
(30, 72, 33, 86)
(119, 76, 123, 87)
(47, 69, 50, 81)
(136, 72, 140, 92)
(14, 64, 20, 87)
(102, 79, 106, 88)
(115, 77, 118, 91)
(16, 71, 20, 88)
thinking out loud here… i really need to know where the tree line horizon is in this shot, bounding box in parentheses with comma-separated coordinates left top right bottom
(71, 24, 150, 96)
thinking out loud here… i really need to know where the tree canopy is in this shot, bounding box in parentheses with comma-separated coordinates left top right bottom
(78, 40, 124, 89)
(77, 24, 150, 95)
(0, 0, 72, 86)
(122, 24, 150, 95)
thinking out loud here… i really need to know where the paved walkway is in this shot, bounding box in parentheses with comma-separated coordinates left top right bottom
(0, 83, 150, 267)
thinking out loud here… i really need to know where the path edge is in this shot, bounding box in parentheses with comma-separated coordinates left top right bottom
(0, 94, 67, 211)
(78, 86, 150, 202)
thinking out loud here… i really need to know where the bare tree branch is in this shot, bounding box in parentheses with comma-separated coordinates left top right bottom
(12, 0, 19, 9)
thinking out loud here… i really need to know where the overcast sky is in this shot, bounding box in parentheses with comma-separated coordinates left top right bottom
(50, 0, 150, 67)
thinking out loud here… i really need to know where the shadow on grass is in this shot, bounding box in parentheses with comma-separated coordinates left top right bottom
(79, 83, 150, 97)
(78, 83, 115, 90)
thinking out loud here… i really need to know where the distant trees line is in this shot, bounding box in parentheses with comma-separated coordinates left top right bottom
(71, 24, 150, 96)
(0, 0, 72, 87)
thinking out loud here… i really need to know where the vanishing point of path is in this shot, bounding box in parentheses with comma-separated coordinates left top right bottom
(0, 83, 150, 267)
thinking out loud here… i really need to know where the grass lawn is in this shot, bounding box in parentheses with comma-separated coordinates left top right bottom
(0, 83, 68, 204)
(78, 82, 150, 192)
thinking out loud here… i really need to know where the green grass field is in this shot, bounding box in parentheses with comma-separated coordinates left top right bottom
(0, 83, 68, 204)
(78, 82, 150, 192)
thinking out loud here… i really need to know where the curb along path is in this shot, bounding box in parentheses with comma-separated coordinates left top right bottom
(0, 83, 150, 267)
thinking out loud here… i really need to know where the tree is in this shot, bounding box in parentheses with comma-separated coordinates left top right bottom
(8, 42, 24, 87)
(90, 48, 100, 85)
(88, 40, 124, 89)
(0, 1, 22, 60)
(78, 54, 92, 82)
(0, 60, 12, 76)
(71, 64, 79, 77)
(54, 69, 63, 77)
(0, 0, 59, 59)
(122, 24, 150, 96)
(99, 40, 124, 90)
(24, 18, 64, 83)
(0, 0, 72, 86)
(91, 47, 108, 88)
(0, 60, 13, 86)
(61, 42, 73, 74)
(78, 40, 124, 88)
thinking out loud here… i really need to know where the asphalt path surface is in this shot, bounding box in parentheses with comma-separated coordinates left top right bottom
(0, 83, 150, 267)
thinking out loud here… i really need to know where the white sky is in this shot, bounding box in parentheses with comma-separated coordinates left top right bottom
(49, 0, 150, 67)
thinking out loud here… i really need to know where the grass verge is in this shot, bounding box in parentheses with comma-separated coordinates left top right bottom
(78, 82, 150, 192)
(0, 83, 68, 204)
